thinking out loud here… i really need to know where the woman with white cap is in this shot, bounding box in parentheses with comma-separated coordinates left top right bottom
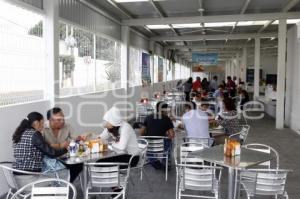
(98, 106, 139, 166)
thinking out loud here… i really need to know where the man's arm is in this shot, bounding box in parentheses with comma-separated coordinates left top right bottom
(140, 127, 146, 136)
(167, 128, 175, 139)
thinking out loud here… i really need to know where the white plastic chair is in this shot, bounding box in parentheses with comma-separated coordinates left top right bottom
(140, 136, 171, 181)
(0, 162, 43, 199)
(240, 169, 291, 199)
(10, 178, 77, 199)
(85, 162, 130, 199)
(228, 125, 250, 145)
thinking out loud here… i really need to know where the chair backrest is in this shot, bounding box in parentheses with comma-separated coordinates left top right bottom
(244, 143, 279, 169)
(241, 169, 290, 196)
(182, 137, 214, 147)
(140, 136, 169, 156)
(178, 164, 222, 191)
(0, 162, 42, 190)
(179, 142, 208, 165)
(136, 138, 148, 167)
(229, 125, 250, 145)
(85, 162, 128, 188)
(11, 178, 76, 199)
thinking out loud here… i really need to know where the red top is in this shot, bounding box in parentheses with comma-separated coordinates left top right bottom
(192, 80, 202, 91)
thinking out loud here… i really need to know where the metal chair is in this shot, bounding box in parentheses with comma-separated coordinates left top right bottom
(182, 137, 215, 147)
(85, 162, 130, 199)
(10, 178, 77, 199)
(140, 136, 171, 181)
(174, 142, 210, 199)
(228, 125, 250, 145)
(0, 162, 43, 199)
(128, 138, 148, 181)
(174, 143, 222, 199)
(244, 143, 279, 169)
(240, 169, 291, 199)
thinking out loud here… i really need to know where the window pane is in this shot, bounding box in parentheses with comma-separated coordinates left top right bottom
(153, 55, 158, 83)
(95, 36, 121, 91)
(59, 23, 95, 96)
(0, 1, 45, 106)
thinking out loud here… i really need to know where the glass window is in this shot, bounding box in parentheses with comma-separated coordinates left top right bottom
(58, 22, 122, 96)
(166, 60, 172, 81)
(59, 23, 95, 96)
(129, 47, 141, 87)
(95, 36, 121, 91)
(175, 63, 181, 80)
(0, 1, 45, 106)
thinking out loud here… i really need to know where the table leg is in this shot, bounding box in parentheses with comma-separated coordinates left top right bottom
(83, 164, 87, 199)
(228, 167, 235, 199)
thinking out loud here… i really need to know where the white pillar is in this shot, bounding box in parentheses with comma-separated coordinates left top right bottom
(254, 38, 260, 99)
(235, 53, 240, 80)
(121, 26, 130, 90)
(276, 19, 287, 129)
(43, 0, 59, 106)
(231, 59, 235, 77)
(225, 60, 228, 79)
(241, 47, 247, 83)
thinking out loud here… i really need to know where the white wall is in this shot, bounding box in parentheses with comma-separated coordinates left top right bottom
(285, 25, 300, 132)
(0, 100, 51, 196)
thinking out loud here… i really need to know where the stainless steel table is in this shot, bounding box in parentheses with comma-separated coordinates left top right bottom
(59, 150, 125, 199)
(190, 145, 272, 199)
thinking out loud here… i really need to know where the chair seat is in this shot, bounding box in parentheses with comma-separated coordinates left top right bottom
(241, 181, 285, 196)
(180, 178, 219, 192)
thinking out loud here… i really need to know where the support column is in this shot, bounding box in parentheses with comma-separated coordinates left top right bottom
(121, 26, 130, 90)
(149, 40, 155, 93)
(43, 0, 59, 106)
(235, 53, 240, 80)
(121, 26, 130, 118)
(231, 59, 235, 77)
(225, 61, 229, 79)
(276, 19, 287, 129)
(241, 47, 247, 83)
(254, 38, 260, 99)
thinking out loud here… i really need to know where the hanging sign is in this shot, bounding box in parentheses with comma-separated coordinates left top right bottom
(192, 52, 219, 65)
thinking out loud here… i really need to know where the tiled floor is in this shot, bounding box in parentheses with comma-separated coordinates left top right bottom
(73, 115, 300, 199)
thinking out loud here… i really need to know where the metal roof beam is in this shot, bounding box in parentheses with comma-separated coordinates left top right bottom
(151, 32, 277, 41)
(258, 0, 300, 33)
(166, 43, 276, 50)
(122, 12, 300, 26)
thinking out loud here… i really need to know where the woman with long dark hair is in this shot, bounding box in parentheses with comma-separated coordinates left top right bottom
(183, 77, 193, 101)
(13, 112, 68, 187)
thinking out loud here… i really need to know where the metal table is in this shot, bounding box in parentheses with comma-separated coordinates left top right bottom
(190, 145, 272, 199)
(59, 150, 125, 198)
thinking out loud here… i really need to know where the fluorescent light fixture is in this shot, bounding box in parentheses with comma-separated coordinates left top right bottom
(172, 23, 202, 28)
(204, 22, 235, 27)
(272, 19, 300, 24)
(146, 25, 170, 29)
(114, 0, 149, 2)
(237, 20, 269, 26)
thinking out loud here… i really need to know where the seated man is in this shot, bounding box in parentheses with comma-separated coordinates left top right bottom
(43, 107, 81, 182)
(140, 101, 175, 169)
(181, 102, 212, 146)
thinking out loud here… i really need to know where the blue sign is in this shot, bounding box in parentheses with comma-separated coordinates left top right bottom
(192, 52, 219, 65)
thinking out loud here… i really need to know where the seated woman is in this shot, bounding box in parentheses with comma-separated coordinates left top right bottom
(98, 106, 140, 167)
(217, 98, 240, 135)
(12, 112, 68, 188)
